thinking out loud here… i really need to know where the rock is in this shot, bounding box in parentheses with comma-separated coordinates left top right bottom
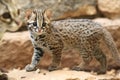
(35, 69, 41, 73)
(66, 78, 80, 80)
(0, 32, 33, 69)
(32, 0, 97, 20)
(93, 18, 120, 29)
(106, 69, 116, 76)
(7, 69, 120, 80)
(0, 18, 120, 71)
(98, 0, 120, 19)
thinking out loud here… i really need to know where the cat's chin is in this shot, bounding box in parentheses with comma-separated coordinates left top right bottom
(35, 32, 45, 35)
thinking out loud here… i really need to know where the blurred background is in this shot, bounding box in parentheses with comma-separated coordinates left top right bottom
(0, 0, 120, 72)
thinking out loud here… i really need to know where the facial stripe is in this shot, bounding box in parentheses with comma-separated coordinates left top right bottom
(27, 9, 48, 34)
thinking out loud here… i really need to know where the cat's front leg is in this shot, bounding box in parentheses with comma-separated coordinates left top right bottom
(48, 46, 63, 71)
(25, 47, 44, 72)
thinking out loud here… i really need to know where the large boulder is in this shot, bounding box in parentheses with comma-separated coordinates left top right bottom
(31, 0, 97, 20)
(98, 0, 120, 19)
(0, 18, 120, 71)
(0, 32, 33, 69)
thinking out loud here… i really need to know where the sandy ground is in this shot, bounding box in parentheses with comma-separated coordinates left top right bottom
(6, 68, 120, 80)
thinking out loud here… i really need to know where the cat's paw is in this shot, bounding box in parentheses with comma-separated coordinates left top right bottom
(72, 66, 81, 71)
(97, 69, 106, 74)
(48, 65, 58, 71)
(25, 64, 37, 72)
(72, 66, 90, 72)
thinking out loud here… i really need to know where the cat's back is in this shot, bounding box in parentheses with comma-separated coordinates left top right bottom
(52, 19, 102, 30)
(52, 19, 103, 37)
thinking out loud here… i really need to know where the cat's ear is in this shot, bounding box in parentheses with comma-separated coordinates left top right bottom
(25, 9, 33, 21)
(43, 9, 52, 24)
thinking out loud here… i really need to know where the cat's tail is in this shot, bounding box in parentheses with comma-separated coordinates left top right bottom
(102, 28, 120, 63)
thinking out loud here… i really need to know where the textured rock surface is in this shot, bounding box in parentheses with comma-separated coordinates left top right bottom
(0, 32, 33, 69)
(98, 0, 120, 19)
(94, 18, 120, 29)
(31, 0, 97, 20)
(0, 0, 97, 22)
(0, 18, 120, 71)
(7, 69, 120, 80)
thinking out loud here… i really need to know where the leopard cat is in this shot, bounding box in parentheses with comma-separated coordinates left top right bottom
(0, 0, 25, 41)
(25, 9, 120, 74)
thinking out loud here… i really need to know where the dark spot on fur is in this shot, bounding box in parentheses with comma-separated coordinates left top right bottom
(39, 35, 46, 38)
(39, 38, 45, 41)
(35, 38, 37, 41)
(35, 47, 44, 57)
(31, 35, 33, 38)
(42, 43, 47, 47)
(59, 29, 63, 32)
(49, 46, 56, 50)
(87, 31, 89, 34)
(55, 34, 59, 37)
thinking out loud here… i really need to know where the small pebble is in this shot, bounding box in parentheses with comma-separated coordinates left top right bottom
(43, 73, 46, 75)
(21, 76, 26, 79)
(35, 69, 41, 73)
(106, 69, 116, 76)
(90, 71, 97, 75)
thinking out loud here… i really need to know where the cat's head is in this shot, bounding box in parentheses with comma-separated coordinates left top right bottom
(25, 9, 52, 35)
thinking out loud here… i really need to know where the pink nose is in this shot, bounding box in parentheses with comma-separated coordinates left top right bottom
(14, 19, 22, 27)
(38, 29, 41, 33)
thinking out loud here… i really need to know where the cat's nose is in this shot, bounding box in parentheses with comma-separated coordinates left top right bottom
(38, 29, 42, 33)
(14, 18, 23, 27)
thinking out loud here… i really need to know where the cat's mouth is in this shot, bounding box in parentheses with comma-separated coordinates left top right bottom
(35, 28, 44, 35)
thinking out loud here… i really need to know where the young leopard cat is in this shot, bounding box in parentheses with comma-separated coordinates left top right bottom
(25, 9, 120, 74)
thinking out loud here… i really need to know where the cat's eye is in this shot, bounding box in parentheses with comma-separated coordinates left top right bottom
(2, 12, 11, 19)
(33, 22, 37, 26)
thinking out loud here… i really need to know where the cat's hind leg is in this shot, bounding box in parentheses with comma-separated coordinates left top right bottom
(93, 47, 107, 74)
(72, 49, 93, 71)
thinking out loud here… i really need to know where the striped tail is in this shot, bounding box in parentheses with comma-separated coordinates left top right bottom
(102, 28, 120, 63)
